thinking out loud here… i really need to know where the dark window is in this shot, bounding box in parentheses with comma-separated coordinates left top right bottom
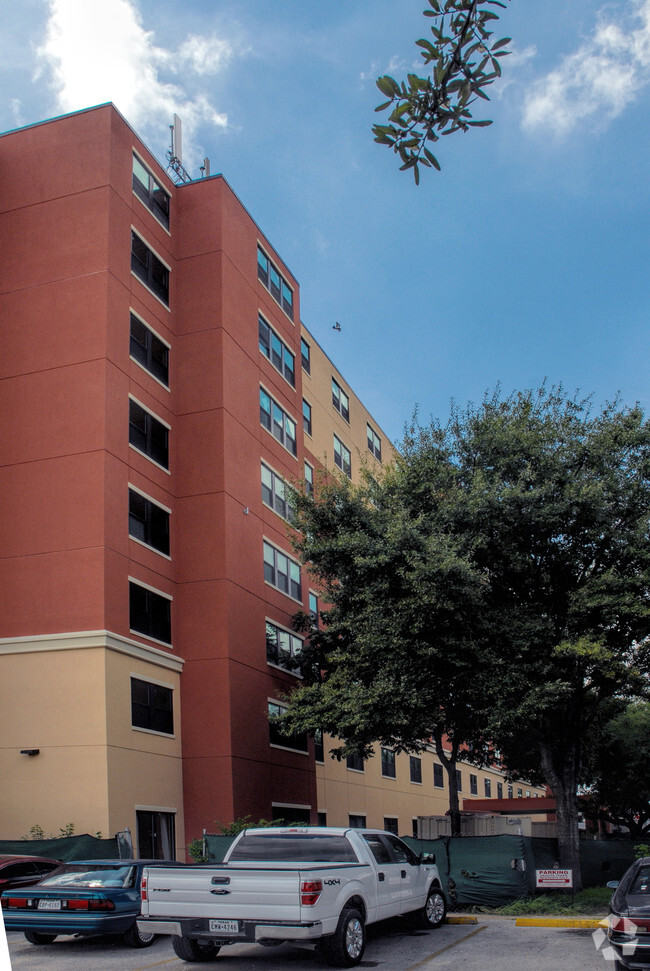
(301, 338, 311, 373)
(384, 818, 399, 835)
(334, 434, 351, 478)
(131, 231, 169, 305)
(263, 541, 301, 600)
(303, 399, 312, 435)
(470, 773, 478, 795)
(266, 620, 302, 670)
(260, 388, 297, 456)
(508, 784, 514, 798)
(497, 782, 503, 799)
(257, 245, 294, 319)
(384, 834, 419, 866)
(332, 379, 349, 422)
(367, 423, 382, 461)
(261, 463, 295, 522)
(485, 778, 492, 797)
(132, 155, 170, 230)
(410, 756, 422, 784)
(129, 489, 170, 555)
(229, 832, 357, 863)
(314, 729, 324, 763)
(130, 313, 169, 385)
(136, 810, 175, 859)
(258, 315, 295, 386)
(348, 815, 366, 829)
(381, 747, 396, 779)
(434, 763, 444, 788)
(268, 701, 308, 751)
(129, 399, 169, 469)
(129, 581, 171, 644)
(346, 751, 364, 772)
(456, 769, 463, 792)
(363, 834, 392, 864)
(131, 677, 173, 734)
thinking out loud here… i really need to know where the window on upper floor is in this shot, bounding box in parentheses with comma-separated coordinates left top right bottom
(314, 729, 324, 763)
(132, 153, 170, 230)
(410, 756, 422, 784)
(129, 398, 169, 470)
(332, 378, 349, 422)
(301, 338, 311, 373)
(129, 580, 171, 645)
(497, 782, 504, 799)
(261, 463, 295, 523)
(381, 747, 396, 779)
(309, 591, 319, 627)
(367, 423, 382, 462)
(258, 315, 295, 386)
(333, 434, 351, 478)
(434, 763, 444, 788)
(470, 773, 478, 795)
(257, 245, 294, 319)
(260, 388, 297, 457)
(268, 700, 308, 752)
(263, 540, 302, 601)
(384, 818, 399, 835)
(346, 751, 364, 772)
(304, 462, 314, 496)
(131, 231, 169, 306)
(130, 313, 169, 386)
(456, 769, 463, 792)
(303, 399, 312, 436)
(266, 620, 303, 671)
(128, 488, 170, 556)
(485, 778, 492, 797)
(131, 676, 173, 735)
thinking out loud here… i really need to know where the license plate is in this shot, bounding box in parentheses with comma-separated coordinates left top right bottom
(209, 919, 239, 933)
(38, 899, 62, 910)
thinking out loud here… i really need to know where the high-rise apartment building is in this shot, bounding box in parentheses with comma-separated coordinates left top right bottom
(0, 103, 397, 856)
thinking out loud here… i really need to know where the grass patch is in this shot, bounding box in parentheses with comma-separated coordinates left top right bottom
(468, 886, 612, 917)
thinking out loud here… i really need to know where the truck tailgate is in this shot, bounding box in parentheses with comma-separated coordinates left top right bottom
(144, 865, 303, 922)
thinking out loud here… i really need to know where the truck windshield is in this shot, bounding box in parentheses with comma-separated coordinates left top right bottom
(228, 834, 359, 863)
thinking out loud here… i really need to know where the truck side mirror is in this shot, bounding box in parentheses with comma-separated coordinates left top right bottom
(419, 853, 435, 865)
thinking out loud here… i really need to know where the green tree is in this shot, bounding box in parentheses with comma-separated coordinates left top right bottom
(284, 387, 650, 889)
(587, 702, 650, 839)
(373, 0, 511, 182)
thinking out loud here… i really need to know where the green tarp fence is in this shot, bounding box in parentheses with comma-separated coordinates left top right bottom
(0, 834, 119, 861)
(403, 835, 639, 907)
(203, 835, 237, 861)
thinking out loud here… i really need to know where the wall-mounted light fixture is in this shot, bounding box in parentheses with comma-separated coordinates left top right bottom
(20, 749, 40, 757)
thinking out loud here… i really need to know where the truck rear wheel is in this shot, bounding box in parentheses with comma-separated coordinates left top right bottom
(172, 935, 221, 961)
(321, 907, 366, 967)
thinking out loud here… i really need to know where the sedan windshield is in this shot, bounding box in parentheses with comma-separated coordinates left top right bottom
(37, 864, 136, 889)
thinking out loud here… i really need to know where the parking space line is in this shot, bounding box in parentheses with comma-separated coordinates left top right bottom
(406, 924, 487, 969)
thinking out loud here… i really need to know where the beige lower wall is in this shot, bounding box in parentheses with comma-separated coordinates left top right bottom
(0, 633, 185, 857)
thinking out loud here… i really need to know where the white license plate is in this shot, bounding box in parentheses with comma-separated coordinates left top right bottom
(38, 899, 62, 910)
(209, 919, 239, 933)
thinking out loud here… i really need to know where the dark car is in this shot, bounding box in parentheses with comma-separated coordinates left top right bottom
(1, 859, 172, 948)
(607, 857, 650, 969)
(0, 855, 61, 892)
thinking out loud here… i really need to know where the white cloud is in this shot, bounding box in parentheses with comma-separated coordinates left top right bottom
(522, 0, 650, 135)
(35, 0, 231, 162)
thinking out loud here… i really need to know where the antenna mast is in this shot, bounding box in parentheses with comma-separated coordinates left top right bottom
(166, 114, 192, 185)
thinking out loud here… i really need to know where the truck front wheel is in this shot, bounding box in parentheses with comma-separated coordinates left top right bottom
(321, 907, 366, 967)
(172, 935, 221, 962)
(411, 888, 447, 929)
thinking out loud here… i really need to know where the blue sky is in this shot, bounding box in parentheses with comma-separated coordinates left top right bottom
(2, 0, 650, 444)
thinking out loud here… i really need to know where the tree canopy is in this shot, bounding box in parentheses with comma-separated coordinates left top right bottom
(373, 0, 511, 182)
(283, 387, 650, 888)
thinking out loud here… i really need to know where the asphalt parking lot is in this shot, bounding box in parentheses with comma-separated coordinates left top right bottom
(4, 915, 614, 970)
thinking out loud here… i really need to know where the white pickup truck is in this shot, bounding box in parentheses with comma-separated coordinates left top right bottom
(138, 826, 446, 967)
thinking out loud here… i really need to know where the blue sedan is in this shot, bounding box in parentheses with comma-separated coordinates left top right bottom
(1, 859, 167, 948)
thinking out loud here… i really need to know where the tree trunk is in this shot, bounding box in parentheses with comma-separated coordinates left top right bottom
(434, 733, 461, 836)
(539, 738, 583, 892)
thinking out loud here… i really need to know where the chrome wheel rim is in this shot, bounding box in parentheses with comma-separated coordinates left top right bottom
(345, 917, 364, 958)
(426, 892, 445, 924)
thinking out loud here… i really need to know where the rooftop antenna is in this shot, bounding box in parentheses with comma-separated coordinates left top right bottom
(166, 114, 192, 185)
(201, 157, 211, 178)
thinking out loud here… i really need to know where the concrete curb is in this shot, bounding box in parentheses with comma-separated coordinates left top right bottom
(515, 916, 607, 928)
(446, 916, 479, 925)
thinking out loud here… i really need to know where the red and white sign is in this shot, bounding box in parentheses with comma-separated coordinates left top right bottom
(536, 869, 573, 889)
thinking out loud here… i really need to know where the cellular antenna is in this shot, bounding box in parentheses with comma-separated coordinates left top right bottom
(166, 114, 192, 185)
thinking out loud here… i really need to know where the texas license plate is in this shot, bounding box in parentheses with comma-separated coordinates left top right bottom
(38, 899, 62, 910)
(209, 919, 239, 933)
